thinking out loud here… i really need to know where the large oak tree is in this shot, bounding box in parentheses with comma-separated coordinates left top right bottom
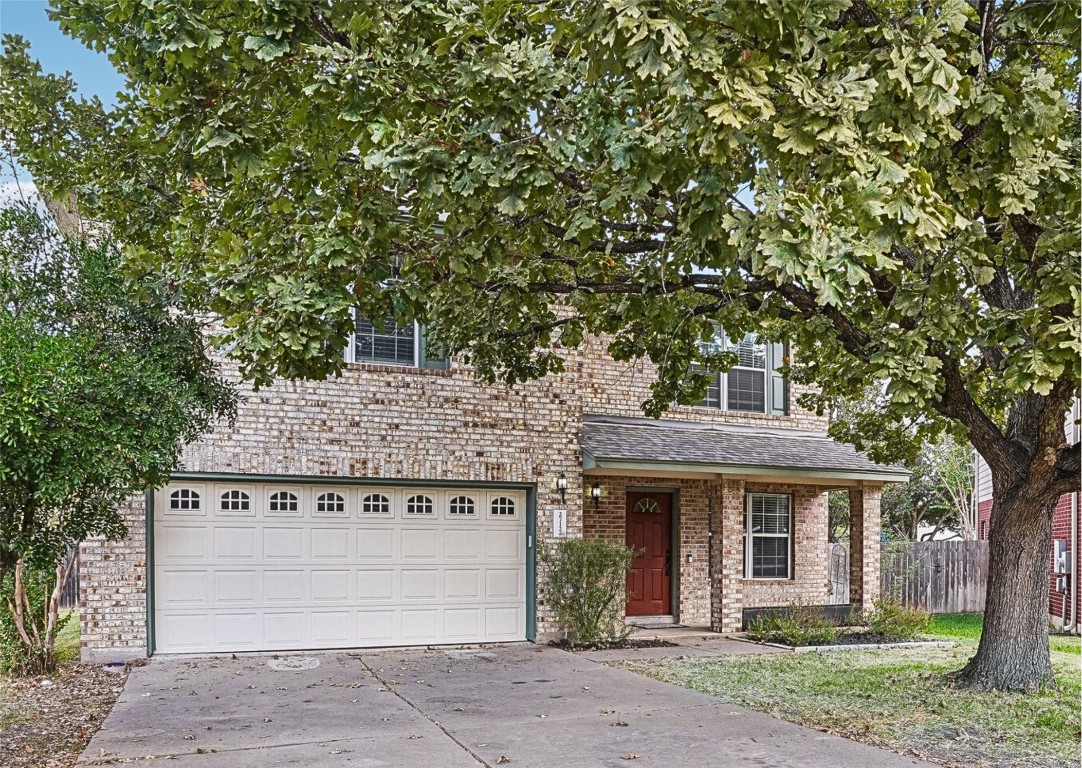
(1, 0, 1078, 690)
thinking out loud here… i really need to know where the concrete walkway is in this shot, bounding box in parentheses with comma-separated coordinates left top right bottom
(80, 644, 936, 767)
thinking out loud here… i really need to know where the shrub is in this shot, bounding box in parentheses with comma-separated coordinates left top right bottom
(0, 559, 73, 676)
(864, 599, 931, 640)
(748, 605, 839, 649)
(541, 538, 636, 645)
(746, 604, 841, 646)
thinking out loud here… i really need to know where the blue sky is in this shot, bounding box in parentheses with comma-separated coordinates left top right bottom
(0, 0, 123, 185)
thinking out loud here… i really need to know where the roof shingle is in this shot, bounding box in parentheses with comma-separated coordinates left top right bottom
(580, 417, 909, 480)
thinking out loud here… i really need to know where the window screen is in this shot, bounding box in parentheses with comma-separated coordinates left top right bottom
(354, 316, 416, 366)
(746, 494, 792, 579)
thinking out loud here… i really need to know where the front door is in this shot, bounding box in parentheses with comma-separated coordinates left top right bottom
(625, 491, 672, 616)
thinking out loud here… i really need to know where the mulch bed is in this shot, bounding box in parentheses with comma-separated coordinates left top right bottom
(0, 663, 130, 768)
(548, 637, 679, 651)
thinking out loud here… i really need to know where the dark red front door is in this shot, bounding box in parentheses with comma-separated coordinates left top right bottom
(625, 492, 672, 616)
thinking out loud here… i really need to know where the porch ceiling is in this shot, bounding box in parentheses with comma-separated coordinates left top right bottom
(580, 416, 910, 484)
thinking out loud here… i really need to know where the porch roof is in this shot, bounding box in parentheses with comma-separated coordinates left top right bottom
(580, 416, 910, 483)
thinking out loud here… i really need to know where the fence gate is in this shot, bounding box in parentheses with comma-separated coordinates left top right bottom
(827, 543, 849, 605)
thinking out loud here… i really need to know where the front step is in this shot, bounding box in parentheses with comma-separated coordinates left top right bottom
(626, 615, 683, 629)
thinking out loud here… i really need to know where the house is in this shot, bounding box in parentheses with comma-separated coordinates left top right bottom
(78, 321, 908, 661)
(974, 398, 1081, 634)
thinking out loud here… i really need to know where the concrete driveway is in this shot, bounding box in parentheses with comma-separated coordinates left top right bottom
(79, 644, 935, 767)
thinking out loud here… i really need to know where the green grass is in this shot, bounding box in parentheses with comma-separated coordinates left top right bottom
(616, 615, 1082, 768)
(53, 608, 80, 663)
(929, 612, 1082, 655)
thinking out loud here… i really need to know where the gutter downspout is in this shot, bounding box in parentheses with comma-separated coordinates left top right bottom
(1068, 491, 1078, 633)
(1068, 400, 1080, 634)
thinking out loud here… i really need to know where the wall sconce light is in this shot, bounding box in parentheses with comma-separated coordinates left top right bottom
(590, 483, 602, 509)
(555, 472, 568, 504)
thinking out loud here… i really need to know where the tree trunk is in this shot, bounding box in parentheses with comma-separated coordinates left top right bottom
(953, 483, 1057, 691)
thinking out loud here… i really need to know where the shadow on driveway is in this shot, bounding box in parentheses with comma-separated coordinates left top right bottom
(79, 644, 936, 767)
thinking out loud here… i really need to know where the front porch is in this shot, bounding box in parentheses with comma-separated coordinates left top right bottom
(578, 416, 909, 633)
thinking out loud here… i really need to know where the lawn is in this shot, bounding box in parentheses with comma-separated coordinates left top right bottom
(616, 614, 1081, 768)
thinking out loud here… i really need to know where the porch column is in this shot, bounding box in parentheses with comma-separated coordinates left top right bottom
(849, 484, 882, 612)
(711, 478, 745, 633)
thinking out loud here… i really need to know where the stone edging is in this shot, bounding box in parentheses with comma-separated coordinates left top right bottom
(731, 636, 958, 653)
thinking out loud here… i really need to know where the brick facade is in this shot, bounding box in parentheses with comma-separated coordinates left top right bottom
(80, 332, 886, 661)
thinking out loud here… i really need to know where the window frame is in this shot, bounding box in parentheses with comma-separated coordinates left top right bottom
(700, 332, 768, 413)
(744, 492, 793, 580)
(697, 332, 788, 415)
(346, 311, 420, 367)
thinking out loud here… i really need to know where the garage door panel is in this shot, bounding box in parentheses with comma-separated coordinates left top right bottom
(485, 568, 522, 600)
(311, 570, 350, 602)
(156, 482, 526, 653)
(215, 613, 260, 647)
(486, 607, 522, 638)
(445, 569, 482, 599)
(445, 608, 481, 639)
(401, 569, 439, 600)
(161, 525, 208, 560)
(214, 570, 258, 604)
(214, 527, 256, 559)
(263, 527, 304, 559)
(357, 528, 395, 559)
(156, 613, 210, 652)
(312, 611, 353, 643)
(402, 609, 439, 640)
(444, 529, 483, 560)
(356, 570, 395, 601)
(311, 527, 350, 559)
(401, 528, 439, 559)
(264, 612, 306, 646)
(159, 569, 208, 606)
(357, 610, 396, 642)
(264, 570, 306, 602)
(486, 529, 521, 559)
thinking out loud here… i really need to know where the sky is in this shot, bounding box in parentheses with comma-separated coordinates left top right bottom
(0, 0, 124, 188)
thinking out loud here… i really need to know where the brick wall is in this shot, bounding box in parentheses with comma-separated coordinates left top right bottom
(79, 497, 148, 662)
(848, 484, 882, 613)
(81, 333, 832, 658)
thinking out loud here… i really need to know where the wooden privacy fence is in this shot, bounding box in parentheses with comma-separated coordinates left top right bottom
(881, 540, 989, 613)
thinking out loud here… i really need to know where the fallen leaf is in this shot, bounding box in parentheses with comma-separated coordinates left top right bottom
(621, 754, 640, 761)
(497, 757, 512, 764)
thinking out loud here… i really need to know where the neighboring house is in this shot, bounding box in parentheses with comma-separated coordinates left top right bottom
(975, 398, 1082, 634)
(78, 321, 908, 662)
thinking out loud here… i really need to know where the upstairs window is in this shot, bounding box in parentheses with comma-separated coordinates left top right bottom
(697, 331, 787, 415)
(353, 316, 416, 366)
(346, 313, 449, 370)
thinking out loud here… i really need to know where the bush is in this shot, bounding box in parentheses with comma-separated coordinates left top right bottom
(864, 599, 931, 640)
(541, 538, 636, 645)
(746, 605, 841, 646)
(0, 559, 72, 676)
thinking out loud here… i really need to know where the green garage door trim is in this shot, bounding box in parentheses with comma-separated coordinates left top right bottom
(146, 472, 538, 656)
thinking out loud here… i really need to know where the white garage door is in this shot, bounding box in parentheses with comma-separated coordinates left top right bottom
(152, 481, 527, 654)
